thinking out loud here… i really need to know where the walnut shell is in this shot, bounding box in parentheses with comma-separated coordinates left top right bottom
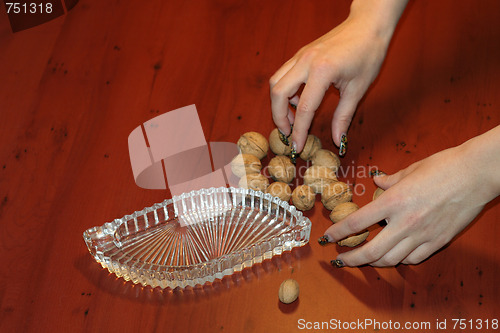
(230, 153, 262, 178)
(373, 187, 385, 200)
(268, 155, 296, 183)
(278, 279, 299, 304)
(238, 173, 269, 192)
(311, 149, 341, 172)
(300, 134, 322, 161)
(321, 181, 353, 210)
(337, 231, 369, 247)
(303, 165, 337, 194)
(269, 128, 292, 156)
(237, 131, 269, 159)
(329, 202, 359, 223)
(291, 185, 315, 211)
(266, 182, 292, 202)
(329, 202, 368, 247)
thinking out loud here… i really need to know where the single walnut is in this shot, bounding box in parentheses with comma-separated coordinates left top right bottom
(311, 149, 341, 172)
(300, 135, 322, 161)
(266, 182, 292, 202)
(278, 279, 299, 304)
(373, 187, 385, 200)
(329, 202, 369, 247)
(321, 181, 353, 210)
(303, 165, 337, 194)
(329, 202, 359, 223)
(291, 185, 315, 211)
(230, 153, 262, 178)
(238, 173, 269, 192)
(269, 128, 292, 156)
(237, 131, 269, 159)
(268, 155, 295, 183)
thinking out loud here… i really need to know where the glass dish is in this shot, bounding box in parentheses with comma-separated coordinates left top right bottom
(83, 187, 311, 289)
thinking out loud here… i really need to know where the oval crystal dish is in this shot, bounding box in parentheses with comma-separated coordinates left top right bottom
(83, 187, 311, 289)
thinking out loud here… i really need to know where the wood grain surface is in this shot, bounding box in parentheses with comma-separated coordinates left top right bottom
(0, 1, 499, 332)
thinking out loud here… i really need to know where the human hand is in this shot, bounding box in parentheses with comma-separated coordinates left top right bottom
(324, 141, 499, 267)
(270, 1, 407, 154)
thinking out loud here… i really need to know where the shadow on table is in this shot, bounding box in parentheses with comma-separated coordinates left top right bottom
(74, 243, 312, 304)
(318, 240, 499, 311)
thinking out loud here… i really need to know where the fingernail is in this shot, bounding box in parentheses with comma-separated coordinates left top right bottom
(330, 259, 345, 268)
(290, 141, 297, 164)
(370, 169, 386, 177)
(318, 235, 330, 246)
(278, 129, 289, 146)
(339, 133, 347, 157)
(290, 103, 297, 110)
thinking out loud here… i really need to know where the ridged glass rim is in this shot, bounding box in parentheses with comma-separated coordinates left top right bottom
(83, 186, 312, 288)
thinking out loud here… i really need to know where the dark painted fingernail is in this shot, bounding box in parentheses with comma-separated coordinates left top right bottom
(290, 103, 297, 110)
(279, 130, 290, 146)
(290, 141, 297, 164)
(331, 259, 345, 268)
(370, 169, 386, 177)
(339, 133, 347, 157)
(278, 124, 293, 146)
(318, 235, 330, 246)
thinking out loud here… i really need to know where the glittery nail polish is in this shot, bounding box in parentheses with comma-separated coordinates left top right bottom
(290, 141, 297, 164)
(370, 170, 386, 177)
(318, 235, 330, 246)
(331, 259, 345, 268)
(278, 129, 289, 146)
(339, 133, 347, 157)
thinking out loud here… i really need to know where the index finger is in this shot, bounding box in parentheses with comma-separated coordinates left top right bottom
(291, 72, 330, 152)
(270, 61, 304, 136)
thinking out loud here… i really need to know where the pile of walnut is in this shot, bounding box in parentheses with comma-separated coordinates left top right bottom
(231, 129, 371, 248)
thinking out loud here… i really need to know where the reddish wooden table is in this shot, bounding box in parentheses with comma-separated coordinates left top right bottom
(1, 1, 499, 332)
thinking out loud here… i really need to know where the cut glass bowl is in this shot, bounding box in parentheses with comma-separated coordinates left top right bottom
(83, 187, 311, 289)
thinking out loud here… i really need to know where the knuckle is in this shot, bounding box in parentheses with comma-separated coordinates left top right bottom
(270, 84, 284, 99)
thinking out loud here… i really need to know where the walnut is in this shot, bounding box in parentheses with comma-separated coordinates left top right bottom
(269, 128, 292, 156)
(321, 181, 353, 210)
(311, 149, 341, 172)
(237, 131, 269, 159)
(291, 185, 315, 211)
(268, 155, 296, 183)
(303, 165, 337, 194)
(329, 202, 359, 223)
(230, 153, 262, 178)
(329, 202, 369, 247)
(278, 279, 299, 304)
(238, 173, 269, 192)
(266, 182, 292, 202)
(300, 134, 322, 161)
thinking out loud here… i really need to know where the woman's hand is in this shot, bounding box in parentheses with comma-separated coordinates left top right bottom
(270, 0, 408, 154)
(324, 126, 500, 267)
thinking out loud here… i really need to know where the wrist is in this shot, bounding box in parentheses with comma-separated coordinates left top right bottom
(460, 127, 500, 202)
(349, 0, 409, 43)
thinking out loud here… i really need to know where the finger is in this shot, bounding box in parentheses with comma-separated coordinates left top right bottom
(401, 242, 436, 265)
(369, 237, 419, 267)
(270, 65, 307, 136)
(331, 85, 363, 146)
(324, 200, 388, 242)
(374, 161, 423, 190)
(291, 74, 330, 152)
(270, 58, 297, 88)
(336, 223, 405, 267)
(289, 95, 300, 110)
